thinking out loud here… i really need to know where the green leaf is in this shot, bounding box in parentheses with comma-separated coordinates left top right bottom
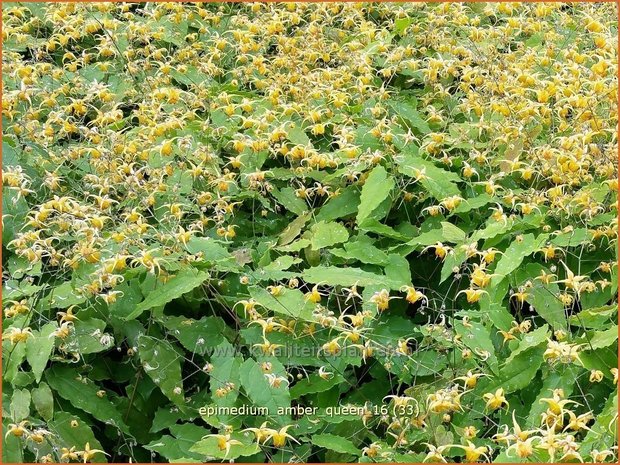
(360, 218, 409, 240)
(312, 433, 360, 456)
(186, 237, 230, 262)
(240, 358, 290, 422)
(331, 237, 389, 265)
(3, 339, 27, 384)
(290, 373, 344, 399)
(440, 246, 468, 284)
(49, 412, 107, 463)
(454, 320, 498, 374)
(276, 238, 311, 253)
(206, 340, 242, 425)
(316, 187, 360, 222)
(47, 281, 86, 308)
(25, 322, 57, 383)
(397, 148, 461, 199)
(454, 194, 493, 214)
(310, 221, 349, 250)
(434, 425, 454, 448)
(406, 350, 448, 376)
(286, 122, 311, 145)
(586, 325, 618, 350)
(390, 99, 431, 134)
(579, 347, 617, 376)
(138, 336, 185, 406)
(31, 382, 54, 421)
(525, 32, 544, 47)
(355, 125, 383, 150)
(162, 316, 227, 355)
(2, 187, 29, 244)
(2, 420, 23, 462)
(526, 367, 577, 427)
(145, 435, 202, 463)
(492, 234, 548, 284)
(441, 222, 466, 243)
(302, 266, 405, 289)
(479, 278, 514, 332)
(515, 264, 565, 329)
(384, 254, 411, 286)
(505, 324, 549, 365)
(2, 280, 45, 301)
(404, 227, 443, 248)
(2, 140, 19, 168)
(249, 286, 316, 322)
(10, 388, 30, 422)
(580, 391, 617, 455)
(151, 407, 191, 434)
(190, 434, 259, 460)
(126, 268, 209, 320)
(357, 165, 394, 225)
(67, 318, 111, 355)
(272, 187, 308, 215)
(46, 365, 130, 434)
(278, 213, 310, 246)
(145, 424, 208, 462)
(478, 346, 545, 394)
(394, 17, 412, 35)
(471, 217, 515, 243)
(569, 304, 616, 329)
(550, 227, 589, 247)
(109, 280, 143, 319)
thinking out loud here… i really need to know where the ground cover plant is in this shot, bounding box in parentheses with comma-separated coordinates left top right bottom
(1, 1, 618, 463)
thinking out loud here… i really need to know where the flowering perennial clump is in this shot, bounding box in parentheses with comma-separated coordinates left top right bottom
(2, 2, 618, 463)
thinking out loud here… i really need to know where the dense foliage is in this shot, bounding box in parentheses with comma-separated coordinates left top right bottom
(2, 2, 618, 463)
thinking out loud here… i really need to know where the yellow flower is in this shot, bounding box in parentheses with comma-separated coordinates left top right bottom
(267, 425, 299, 448)
(589, 369, 604, 383)
(318, 366, 333, 380)
(252, 337, 283, 356)
(457, 288, 487, 303)
(498, 330, 517, 345)
(243, 422, 275, 444)
(450, 441, 489, 462)
(60, 447, 79, 461)
(369, 289, 396, 312)
(267, 285, 284, 296)
(483, 388, 509, 411)
(206, 433, 242, 457)
(509, 438, 536, 459)
(462, 426, 478, 439)
(362, 443, 382, 458)
(423, 443, 448, 463)
(160, 140, 174, 156)
(5, 421, 29, 438)
(304, 284, 323, 303)
(564, 410, 594, 432)
(481, 248, 499, 264)
(511, 289, 529, 304)
(79, 442, 108, 463)
(401, 285, 428, 305)
(455, 370, 486, 389)
(539, 389, 578, 417)
(427, 388, 465, 413)
(586, 19, 604, 33)
(470, 265, 492, 288)
(590, 450, 615, 462)
(423, 242, 451, 259)
(2, 327, 33, 345)
(543, 340, 584, 365)
(321, 337, 342, 355)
